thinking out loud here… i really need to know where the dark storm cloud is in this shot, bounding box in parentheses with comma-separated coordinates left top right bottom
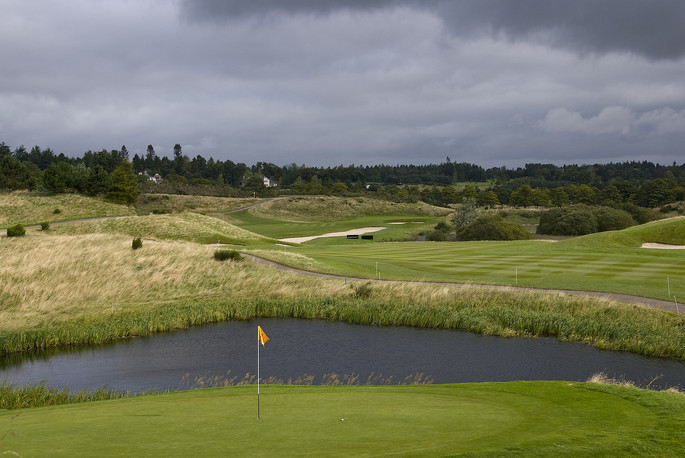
(182, 0, 685, 60)
(2, 1, 683, 168)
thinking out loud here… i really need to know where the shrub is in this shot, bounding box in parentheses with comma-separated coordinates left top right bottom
(537, 205, 598, 236)
(452, 198, 479, 232)
(40, 221, 50, 231)
(538, 205, 636, 236)
(457, 215, 531, 241)
(621, 202, 658, 225)
(214, 249, 242, 261)
(427, 230, 447, 241)
(53, 208, 61, 214)
(351, 282, 373, 299)
(132, 238, 143, 250)
(592, 207, 635, 232)
(433, 221, 451, 232)
(6, 224, 25, 237)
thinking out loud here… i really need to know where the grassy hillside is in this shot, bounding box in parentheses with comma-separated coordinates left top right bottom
(49, 212, 274, 245)
(0, 191, 135, 227)
(135, 194, 262, 216)
(0, 382, 683, 456)
(249, 196, 452, 221)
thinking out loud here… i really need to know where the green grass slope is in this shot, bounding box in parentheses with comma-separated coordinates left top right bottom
(0, 383, 682, 456)
(555, 216, 685, 249)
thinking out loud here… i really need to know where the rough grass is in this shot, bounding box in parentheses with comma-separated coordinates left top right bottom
(135, 194, 262, 216)
(0, 382, 683, 456)
(48, 212, 274, 245)
(0, 191, 135, 227)
(249, 196, 452, 221)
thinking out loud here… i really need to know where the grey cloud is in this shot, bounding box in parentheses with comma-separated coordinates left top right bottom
(182, 0, 685, 60)
(180, 0, 407, 20)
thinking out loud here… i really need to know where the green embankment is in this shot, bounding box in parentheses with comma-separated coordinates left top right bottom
(0, 383, 683, 456)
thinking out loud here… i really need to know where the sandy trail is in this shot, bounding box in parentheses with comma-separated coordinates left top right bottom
(280, 227, 386, 244)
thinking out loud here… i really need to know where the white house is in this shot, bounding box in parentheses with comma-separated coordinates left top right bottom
(263, 176, 277, 188)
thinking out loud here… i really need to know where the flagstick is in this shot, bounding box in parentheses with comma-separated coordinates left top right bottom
(257, 333, 261, 420)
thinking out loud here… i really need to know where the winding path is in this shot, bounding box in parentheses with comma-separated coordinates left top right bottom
(243, 254, 681, 314)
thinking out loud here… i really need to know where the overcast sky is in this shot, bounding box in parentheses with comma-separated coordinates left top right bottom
(2, 0, 684, 168)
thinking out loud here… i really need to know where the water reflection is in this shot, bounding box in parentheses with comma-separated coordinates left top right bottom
(1, 318, 683, 393)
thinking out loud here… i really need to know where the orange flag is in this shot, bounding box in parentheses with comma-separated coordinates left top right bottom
(258, 326, 269, 346)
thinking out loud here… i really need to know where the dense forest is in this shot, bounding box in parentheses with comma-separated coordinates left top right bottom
(1, 141, 684, 211)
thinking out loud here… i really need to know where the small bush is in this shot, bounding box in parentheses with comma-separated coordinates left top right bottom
(537, 205, 598, 236)
(351, 282, 373, 299)
(132, 238, 143, 250)
(40, 221, 50, 231)
(457, 215, 531, 241)
(6, 224, 26, 237)
(433, 221, 451, 232)
(427, 230, 447, 241)
(53, 208, 61, 214)
(214, 249, 242, 261)
(592, 207, 635, 232)
(538, 205, 635, 236)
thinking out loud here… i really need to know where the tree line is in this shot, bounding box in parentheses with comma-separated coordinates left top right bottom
(1, 141, 683, 210)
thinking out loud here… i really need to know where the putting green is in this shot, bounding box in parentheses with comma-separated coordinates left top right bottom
(1, 383, 682, 456)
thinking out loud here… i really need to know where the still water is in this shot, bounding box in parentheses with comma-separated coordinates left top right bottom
(1, 318, 683, 393)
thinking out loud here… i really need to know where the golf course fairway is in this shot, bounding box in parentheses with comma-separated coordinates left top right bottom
(1, 382, 683, 456)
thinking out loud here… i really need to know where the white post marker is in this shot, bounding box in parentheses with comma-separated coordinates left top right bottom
(675, 297, 680, 315)
(667, 276, 671, 298)
(515, 268, 518, 285)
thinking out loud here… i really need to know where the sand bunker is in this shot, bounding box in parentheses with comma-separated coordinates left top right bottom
(641, 243, 685, 250)
(280, 227, 386, 244)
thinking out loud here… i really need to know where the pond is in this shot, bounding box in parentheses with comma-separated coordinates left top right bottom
(1, 318, 683, 393)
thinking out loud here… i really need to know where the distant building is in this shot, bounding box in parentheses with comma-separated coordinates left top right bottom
(263, 176, 277, 188)
(140, 171, 163, 184)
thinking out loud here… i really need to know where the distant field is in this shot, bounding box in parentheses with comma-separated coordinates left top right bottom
(225, 195, 451, 242)
(227, 210, 440, 242)
(0, 382, 682, 456)
(0, 191, 135, 227)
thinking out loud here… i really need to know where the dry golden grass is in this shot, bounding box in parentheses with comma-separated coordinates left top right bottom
(250, 196, 452, 221)
(0, 191, 135, 226)
(0, 232, 348, 332)
(48, 212, 271, 244)
(0, 230, 567, 332)
(135, 194, 262, 215)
